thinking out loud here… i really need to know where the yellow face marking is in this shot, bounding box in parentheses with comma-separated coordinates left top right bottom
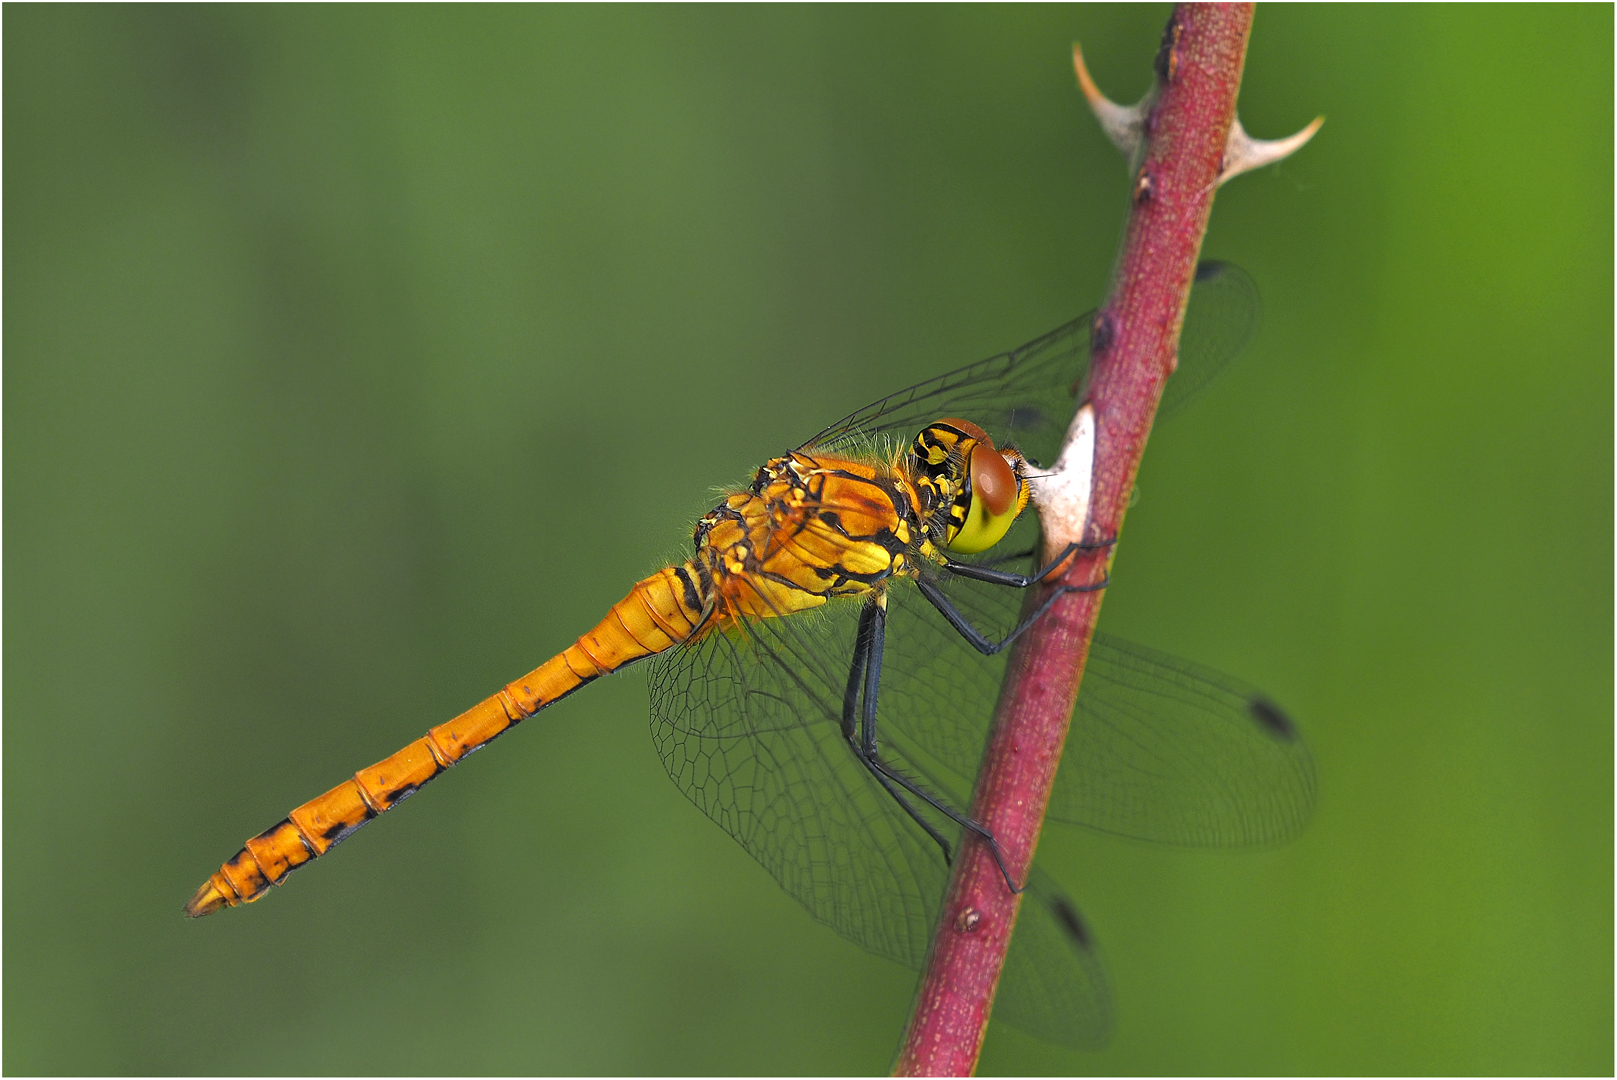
(907, 420, 1031, 556)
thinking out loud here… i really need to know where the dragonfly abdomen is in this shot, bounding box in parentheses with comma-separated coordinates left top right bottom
(185, 562, 709, 917)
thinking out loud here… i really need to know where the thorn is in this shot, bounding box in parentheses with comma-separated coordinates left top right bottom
(1218, 114, 1324, 186)
(1072, 42, 1152, 166)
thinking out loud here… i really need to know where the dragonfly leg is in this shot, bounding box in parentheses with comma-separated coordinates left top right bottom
(842, 595, 1023, 894)
(863, 754, 1024, 895)
(942, 538, 1115, 589)
(839, 602, 875, 744)
(915, 573, 1108, 657)
(864, 761, 956, 865)
(841, 596, 889, 757)
(976, 545, 1038, 568)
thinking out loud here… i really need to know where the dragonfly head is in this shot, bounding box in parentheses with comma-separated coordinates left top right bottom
(910, 418, 1031, 555)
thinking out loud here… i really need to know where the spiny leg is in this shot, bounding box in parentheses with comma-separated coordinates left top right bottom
(842, 595, 1022, 894)
(842, 599, 949, 854)
(917, 538, 1115, 656)
(941, 538, 1114, 588)
(859, 593, 884, 757)
(916, 575, 1107, 657)
(866, 760, 956, 863)
(840, 602, 875, 743)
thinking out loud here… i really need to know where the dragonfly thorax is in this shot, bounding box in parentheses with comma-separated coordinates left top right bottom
(687, 451, 921, 624)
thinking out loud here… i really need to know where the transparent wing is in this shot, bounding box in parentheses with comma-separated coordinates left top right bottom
(997, 866, 1114, 1050)
(649, 261, 1277, 1046)
(800, 315, 1091, 469)
(646, 570, 1112, 1045)
(800, 259, 1262, 465)
(648, 587, 949, 969)
(1160, 260, 1262, 417)
(1052, 636, 1315, 844)
(645, 533, 1311, 1045)
(873, 528, 1317, 848)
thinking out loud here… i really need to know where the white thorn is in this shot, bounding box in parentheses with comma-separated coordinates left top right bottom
(1072, 43, 1152, 168)
(1030, 402, 1095, 552)
(1218, 114, 1324, 186)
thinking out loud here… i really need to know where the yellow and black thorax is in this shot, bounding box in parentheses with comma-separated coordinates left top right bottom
(687, 418, 1031, 626)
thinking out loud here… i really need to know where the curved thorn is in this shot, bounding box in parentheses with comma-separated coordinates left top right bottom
(1219, 114, 1325, 186)
(1071, 42, 1150, 163)
(1070, 41, 1110, 110)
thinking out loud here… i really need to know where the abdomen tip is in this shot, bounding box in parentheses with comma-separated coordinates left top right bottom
(183, 878, 233, 918)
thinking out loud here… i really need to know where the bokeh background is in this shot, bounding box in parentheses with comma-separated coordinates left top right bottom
(6, 5, 1610, 1075)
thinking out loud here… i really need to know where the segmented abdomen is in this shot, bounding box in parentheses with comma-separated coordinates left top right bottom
(185, 562, 706, 916)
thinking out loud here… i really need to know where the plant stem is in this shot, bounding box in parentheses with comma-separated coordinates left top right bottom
(892, 6, 1255, 1074)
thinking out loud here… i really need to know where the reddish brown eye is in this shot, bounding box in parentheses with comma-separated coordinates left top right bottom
(969, 445, 1016, 516)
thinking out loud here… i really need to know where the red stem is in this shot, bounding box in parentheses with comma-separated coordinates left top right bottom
(892, 6, 1254, 1074)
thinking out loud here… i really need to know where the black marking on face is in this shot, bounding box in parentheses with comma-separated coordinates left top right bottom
(914, 475, 942, 516)
(911, 429, 968, 482)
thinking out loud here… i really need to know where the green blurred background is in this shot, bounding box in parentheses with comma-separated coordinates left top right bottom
(6, 4, 1610, 1074)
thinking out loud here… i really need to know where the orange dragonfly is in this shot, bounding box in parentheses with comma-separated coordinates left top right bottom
(187, 262, 1313, 1048)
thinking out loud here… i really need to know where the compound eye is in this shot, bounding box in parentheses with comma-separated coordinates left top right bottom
(969, 443, 1016, 517)
(947, 444, 1025, 555)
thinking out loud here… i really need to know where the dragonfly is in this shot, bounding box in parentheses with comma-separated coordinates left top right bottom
(186, 261, 1315, 1049)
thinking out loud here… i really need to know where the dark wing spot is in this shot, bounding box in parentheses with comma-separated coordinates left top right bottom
(1195, 258, 1229, 283)
(1248, 696, 1298, 740)
(1004, 405, 1045, 434)
(1049, 895, 1095, 952)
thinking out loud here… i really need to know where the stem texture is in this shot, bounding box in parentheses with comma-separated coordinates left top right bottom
(893, 6, 1254, 1074)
